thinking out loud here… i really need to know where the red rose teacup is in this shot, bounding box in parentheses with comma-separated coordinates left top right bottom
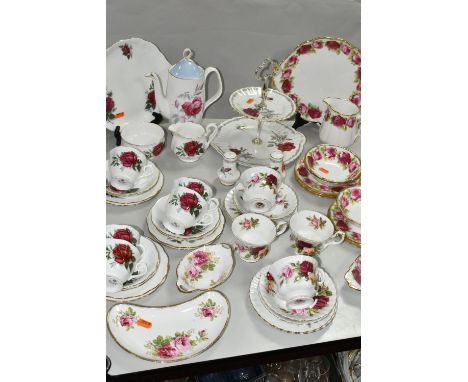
(108, 146, 153, 191)
(173, 177, 213, 201)
(106, 224, 141, 246)
(106, 238, 147, 293)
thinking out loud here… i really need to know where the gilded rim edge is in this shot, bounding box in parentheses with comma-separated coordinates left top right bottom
(327, 202, 361, 248)
(106, 172, 164, 206)
(106, 162, 161, 198)
(294, 163, 337, 199)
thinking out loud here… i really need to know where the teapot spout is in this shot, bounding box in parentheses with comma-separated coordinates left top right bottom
(145, 72, 169, 118)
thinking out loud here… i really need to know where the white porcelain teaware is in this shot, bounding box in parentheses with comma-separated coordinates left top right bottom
(163, 186, 219, 235)
(108, 146, 153, 191)
(106, 238, 148, 293)
(173, 177, 213, 201)
(235, 166, 282, 214)
(146, 48, 223, 124)
(289, 210, 345, 256)
(268, 255, 320, 311)
(319, 97, 361, 147)
(169, 122, 218, 162)
(106, 224, 141, 246)
(120, 122, 165, 159)
(232, 213, 287, 262)
(217, 151, 240, 186)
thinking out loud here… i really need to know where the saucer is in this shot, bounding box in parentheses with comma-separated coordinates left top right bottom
(151, 195, 220, 239)
(232, 183, 298, 221)
(106, 160, 160, 197)
(106, 168, 164, 206)
(328, 200, 361, 247)
(106, 239, 169, 302)
(345, 256, 361, 291)
(147, 208, 226, 250)
(249, 267, 337, 334)
(176, 243, 235, 293)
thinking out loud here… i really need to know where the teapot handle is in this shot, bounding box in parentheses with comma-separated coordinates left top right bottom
(204, 67, 223, 111)
(205, 123, 219, 146)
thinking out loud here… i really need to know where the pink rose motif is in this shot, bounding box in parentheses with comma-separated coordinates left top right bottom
(119, 315, 135, 327)
(298, 103, 308, 115)
(312, 149, 322, 161)
(346, 118, 356, 128)
(172, 336, 191, 353)
(157, 344, 180, 359)
(199, 329, 207, 337)
(251, 174, 260, 183)
(350, 188, 361, 201)
(352, 232, 361, 241)
(291, 309, 305, 315)
(324, 109, 330, 121)
(340, 195, 349, 209)
(281, 68, 292, 80)
(289, 94, 298, 101)
(243, 219, 252, 229)
(348, 161, 358, 173)
(325, 147, 337, 158)
(341, 45, 351, 55)
(288, 56, 298, 65)
(319, 184, 330, 191)
(312, 40, 323, 49)
(281, 266, 293, 279)
(351, 94, 361, 105)
(187, 264, 200, 279)
(237, 244, 246, 252)
(334, 210, 345, 220)
(338, 151, 352, 165)
(201, 306, 216, 318)
(181, 96, 203, 117)
(357, 67, 361, 79)
(192, 250, 209, 267)
(352, 54, 361, 65)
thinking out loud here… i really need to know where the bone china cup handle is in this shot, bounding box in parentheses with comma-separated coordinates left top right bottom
(203, 67, 223, 111)
(322, 231, 346, 249)
(207, 198, 220, 210)
(205, 123, 219, 146)
(128, 262, 148, 280)
(275, 221, 288, 236)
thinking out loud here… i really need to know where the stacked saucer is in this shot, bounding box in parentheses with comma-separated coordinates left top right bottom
(294, 144, 361, 198)
(328, 186, 361, 247)
(147, 177, 225, 249)
(106, 146, 164, 206)
(249, 255, 337, 334)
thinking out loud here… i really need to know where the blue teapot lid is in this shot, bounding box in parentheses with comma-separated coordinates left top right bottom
(170, 48, 203, 79)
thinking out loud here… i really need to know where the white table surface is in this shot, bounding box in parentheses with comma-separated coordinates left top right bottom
(106, 118, 361, 376)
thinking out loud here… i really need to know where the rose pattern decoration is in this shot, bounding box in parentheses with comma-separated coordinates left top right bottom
(195, 299, 223, 321)
(307, 215, 327, 230)
(119, 43, 132, 59)
(183, 249, 219, 283)
(306, 145, 360, 180)
(183, 181, 208, 200)
(182, 226, 204, 236)
(106, 91, 117, 122)
(324, 107, 359, 132)
(182, 96, 203, 117)
(111, 151, 143, 171)
(112, 228, 136, 245)
(247, 172, 278, 191)
(106, 243, 136, 272)
(277, 38, 361, 120)
(277, 142, 296, 152)
(352, 257, 361, 285)
(113, 307, 152, 331)
(277, 260, 315, 286)
(236, 243, 269, 260)
(170, 192, 203, 218)
(339, 187, 361, 215)
(145, 329, 208, 360)
(291, 237, 319, 256)
(330, 202, 361, 245)
(243, 107, 259, 117)
(290, 282, 333, 316)
(152, 143, 164, 157)
(145, 82, 156, 111)
(176, 140, 205, 158)
(239, 217, 259, 230)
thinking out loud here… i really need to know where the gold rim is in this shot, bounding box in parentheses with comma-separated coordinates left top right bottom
(106, 173, 164, 206)
(336, 186, 361, 226)
(106, 162, 161, 198)
(323, 97, 361, 117)
(106, 290, 231, 362)
(344, 256, 361, 292)
(106, 239, 170, 302)
(327, 202, 361, 248)
(228, 87, 296, 122)
(294, 163, 338, 198)
(304, 144, 361, 185)
(175, 243, 236, 293)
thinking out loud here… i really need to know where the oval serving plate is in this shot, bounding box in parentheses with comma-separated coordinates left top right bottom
(107, 291, 230, 362)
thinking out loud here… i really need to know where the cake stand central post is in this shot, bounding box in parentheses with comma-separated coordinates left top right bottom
(252, 120, 263, 145)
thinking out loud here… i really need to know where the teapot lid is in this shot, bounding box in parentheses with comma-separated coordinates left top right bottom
(170, 49, 203, 79)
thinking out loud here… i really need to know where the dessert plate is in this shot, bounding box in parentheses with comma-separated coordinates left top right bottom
(176, 244, 235, 293)
(106, 169, 164, 206)
(328, 200, 361, 247)
(107, 291, 230, 362)
(258, 265, 337, 323)
(212, 117, 305, 167)
(229, 87, 296, 122)
(232, 183, 298, 221)
(106, 37, 170, 131)
(272, 36, 361, 122)
(106, 160, 160, 197)
(151, 195, 220, 239)
(249, 269, 337, 334)
(345, 256, 361, 291)
(147, 209, 225, 250)
(107, 240, 169, 302)
(304, 144, 361, 184)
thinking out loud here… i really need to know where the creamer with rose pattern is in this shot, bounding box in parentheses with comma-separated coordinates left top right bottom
(146, 48, 223, 124)
(169, 122, 218, 162)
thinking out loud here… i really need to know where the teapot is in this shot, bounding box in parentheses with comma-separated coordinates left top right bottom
(146, 49, 223, 124)
(169, 122, 219, 162)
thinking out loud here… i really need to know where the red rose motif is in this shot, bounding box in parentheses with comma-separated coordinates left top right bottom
(341, 45, 351, 55)
(331, 186, 345, 192)
(230, 148, 241, 155)
(152, 143, 164, 156)
(297, 166, 309, 177)
(288, 56, 298, 65)
(120, 44, 132, 58)
(325, 147, 337, 158)
(183, 141, 201, 157)
(352, 232, 361, 241)
(179, 193, 199, 210)
(357, 67, 361, 79)
(314, 295, 329, 309)
(299, 260, 314, 276)
(352, 54, 361, 65)
(312, 149, 322, 161)
(350, 94, 361, 105)
(338, 151, 352, 165)
(112, 244, 133, 264)
(183, 227, 192, 236)
(312, 41, 323, 49)
(332, 115, 347, 127)
(281, 79, 292, 93)
(352, 267, 361, 285)
(297, 44, 312, 55)
(320, 184, 330, 191)
(186, 182, 205, 197)
(346, 118, 355, 128)
(334, 210, 345, 220)
(307, 155, 314, 167)
(157, 345, 179, 359)
(357, 82, 361, 91)
(181, 96, 203, 117)
(112, 229, 133, 243)
(297, 240, 313, 252)
(119, 151, 138, 168)
(243, 107, 259, 117)
(308, 107, 322, 119)
(324, 109, 330, 121)
(277, 142, 296, 152)
(106, 96, 114, 113)
(265, 174, 278, 187)
(251, 246, 266, 257)
(326, 40, 341, 50)
(336, 220, 349, 231)
(266, 271, 274, 281)
(350, 188, 361, 201)
(147, 90, 156, 109)
(348, 161, 358, 173)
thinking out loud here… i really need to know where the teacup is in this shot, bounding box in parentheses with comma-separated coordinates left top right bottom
(289, 210, 345, 256)
(163, 186, 219, 235)
(232, 213, 287, 262)
(120, 122, 165, 159)
(235, 166, 282, 214)
(337, 186, 361, 231)
(268, 255, 320, 310)
(173, 177, 213, 201)
(105, 224, 141, 245)
(108, 146, 153, 191)
(106, 238, 148, 293)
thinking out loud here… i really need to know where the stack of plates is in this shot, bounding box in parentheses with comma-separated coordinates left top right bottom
(249, 256, 337, 334)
